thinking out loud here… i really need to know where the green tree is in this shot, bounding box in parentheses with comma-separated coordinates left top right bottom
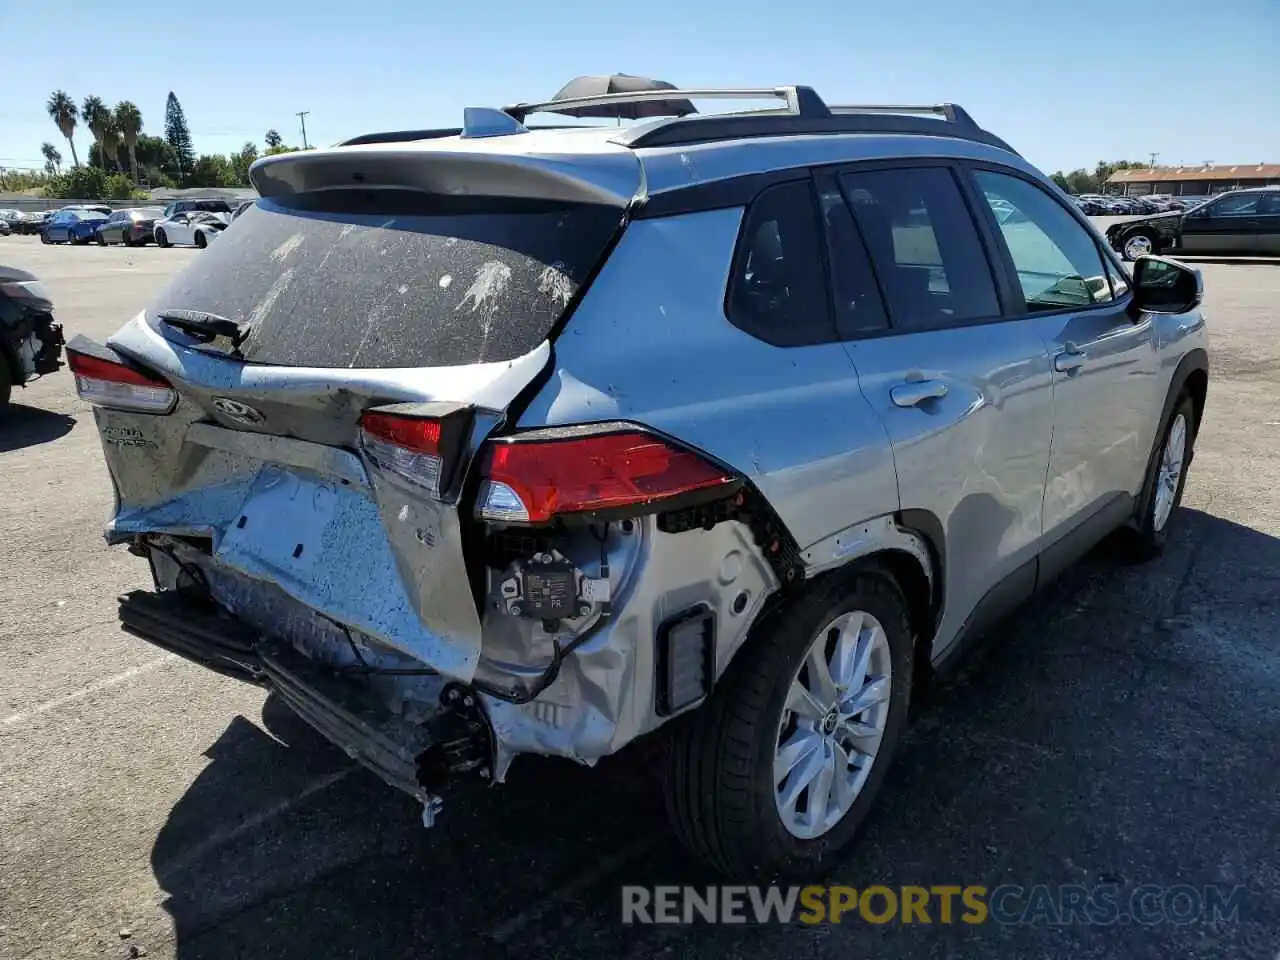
(41, 142, 63, 175)
(114, 101, 143, 180)
(134, 134, 180, 184)
(187, 154, 235, 188)
(229, 142, 259, 185)
(46, 90, 80, 168)
(82, 95, 111, 170)
(44, 165, 143, 201)
(1050, 172, 1070, 192)
(1065, 169, 1095, 195)
(264, 128, 283, 149)
(164, 92, 196, 180)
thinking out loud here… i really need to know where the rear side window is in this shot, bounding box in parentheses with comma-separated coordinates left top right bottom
(726, 180, 834, 346)
(974, 170, 1113, 310)
(146, 193, 622, 369)
(838, 166, 1000, 331)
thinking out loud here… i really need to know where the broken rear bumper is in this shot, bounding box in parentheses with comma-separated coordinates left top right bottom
(117, 589, 492, 813)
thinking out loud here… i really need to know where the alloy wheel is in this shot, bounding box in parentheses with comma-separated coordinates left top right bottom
(1152, 413, 1187, 533)
(774, 610, 892, 840)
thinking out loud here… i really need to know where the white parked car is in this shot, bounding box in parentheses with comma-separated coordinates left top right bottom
(154, 210, 229, 249)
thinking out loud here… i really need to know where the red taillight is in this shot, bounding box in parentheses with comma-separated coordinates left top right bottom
(68, 349, 176, 413)
(479, 430, 736, 524)
(360, 411, 442, 455)
(359, 411, 446, 496)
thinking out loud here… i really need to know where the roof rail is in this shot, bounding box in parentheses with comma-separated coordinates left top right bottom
(614, 99, 1018, 154)
(503, 86, 832, 123)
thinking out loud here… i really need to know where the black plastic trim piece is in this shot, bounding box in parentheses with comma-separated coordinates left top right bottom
(633, 168, 809, 219)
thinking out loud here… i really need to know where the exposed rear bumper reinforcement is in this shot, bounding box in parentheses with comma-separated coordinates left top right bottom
(116, 588, 492, 823)
(118, 589, 263, 684)
(258, 639, 435, 802)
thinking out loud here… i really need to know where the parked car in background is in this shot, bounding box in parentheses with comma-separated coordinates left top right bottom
(162, 199, 234, 219)
(69, 84, 1211, 879)
(97, 207, 166, 247)
(41, 209, 109, 245)
(0, 209, 23, 233)
(12, 212, 51, 236)
(0, 265, 65, 414)
(1106, 185, 1280, 259)
(154, 209, 230, 248)
(0, 220, 10, 237)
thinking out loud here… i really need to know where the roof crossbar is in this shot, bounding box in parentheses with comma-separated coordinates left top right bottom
(503, 86, 831, 123)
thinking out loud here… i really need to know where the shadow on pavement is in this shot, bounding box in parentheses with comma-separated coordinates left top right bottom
(151, 508, 1279, 960)
(0, 402, 75, 452)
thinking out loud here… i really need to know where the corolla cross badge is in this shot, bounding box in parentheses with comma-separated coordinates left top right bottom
(212, 397, 265, 425)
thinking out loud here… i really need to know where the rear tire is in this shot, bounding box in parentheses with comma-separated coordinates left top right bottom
(40, 231, 50, 245)
(665, 565, 914, 879)
(194, 231, 207, 249)
(1118, 392, 1196, 562)
(156, 229, 169, 248)
(97, 231, 107, 246)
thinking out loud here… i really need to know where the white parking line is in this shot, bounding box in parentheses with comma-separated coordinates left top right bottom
(0, 654, 176, 728)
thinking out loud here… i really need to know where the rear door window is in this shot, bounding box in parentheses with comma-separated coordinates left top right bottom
(837, 166, 1000, 331)
(146, 192, 623, 369)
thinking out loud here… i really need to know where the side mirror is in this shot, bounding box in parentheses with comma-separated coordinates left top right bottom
(1131, 255, 1203, 315)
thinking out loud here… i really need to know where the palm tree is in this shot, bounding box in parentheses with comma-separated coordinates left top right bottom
(101, 116, 122, 174)
(46, 91, 80, 167)
(41, 142, 63, 175)
(82, 95, 110, 168)
(114, 101, 143, 179)
(265, 128, 283, 149)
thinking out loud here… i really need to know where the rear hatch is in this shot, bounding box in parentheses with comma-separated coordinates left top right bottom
(79, 138, 638, 680)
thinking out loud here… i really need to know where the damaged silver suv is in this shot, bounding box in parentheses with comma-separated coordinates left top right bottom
(71, 85, 1210, 879)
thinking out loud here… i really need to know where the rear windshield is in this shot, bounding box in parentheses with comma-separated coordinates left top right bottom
(146, 193, 621, 369)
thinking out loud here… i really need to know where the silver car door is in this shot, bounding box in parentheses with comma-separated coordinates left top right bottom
(826, 162, 1055, 661)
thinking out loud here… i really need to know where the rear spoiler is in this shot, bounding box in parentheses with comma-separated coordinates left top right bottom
(248, 145, 641, 208)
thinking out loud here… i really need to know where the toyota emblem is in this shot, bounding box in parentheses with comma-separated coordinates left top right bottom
(211, 397, 265, 425)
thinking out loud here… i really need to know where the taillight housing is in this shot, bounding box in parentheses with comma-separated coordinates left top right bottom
(478, 425, 739, 525)
(68, 348, 176, 414)
(358, 402, 473, 499)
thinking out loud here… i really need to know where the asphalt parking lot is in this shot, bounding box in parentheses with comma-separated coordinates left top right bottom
(1, 236, 1277, 960)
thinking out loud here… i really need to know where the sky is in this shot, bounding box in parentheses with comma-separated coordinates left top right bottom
(2, 0, 1277, 177)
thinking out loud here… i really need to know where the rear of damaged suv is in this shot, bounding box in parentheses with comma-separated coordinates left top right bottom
(73, 131, 794, 851)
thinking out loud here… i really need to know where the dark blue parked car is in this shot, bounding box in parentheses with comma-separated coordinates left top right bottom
(41, 209, 110, 245)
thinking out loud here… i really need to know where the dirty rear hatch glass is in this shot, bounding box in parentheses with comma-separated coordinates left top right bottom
(145, 193, 623, 368)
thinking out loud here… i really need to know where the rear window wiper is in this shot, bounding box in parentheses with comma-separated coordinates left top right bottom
(157, 310, 251, 349)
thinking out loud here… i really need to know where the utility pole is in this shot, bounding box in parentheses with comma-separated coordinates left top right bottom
(297, 110, 310, 149)
(1149, 152, 1159, 168)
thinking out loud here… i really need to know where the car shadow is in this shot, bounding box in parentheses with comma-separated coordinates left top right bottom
(0, 403, 75, 452)
(150, 508, 1279, 960)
